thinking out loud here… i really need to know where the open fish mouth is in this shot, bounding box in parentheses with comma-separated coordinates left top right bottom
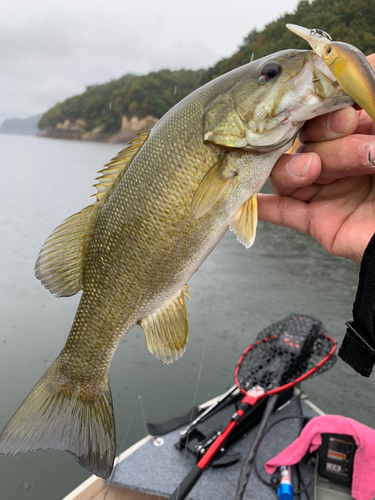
(242, 51, 353, 152)
(287, 52, 354, 123)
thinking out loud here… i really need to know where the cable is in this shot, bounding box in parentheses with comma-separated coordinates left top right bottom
(253, 415, 307, 487)
(252, 413, 319, 496)
(298, 454, 319, 497)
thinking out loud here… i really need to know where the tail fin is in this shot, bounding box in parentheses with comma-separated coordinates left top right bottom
(0, 365, 116, 479)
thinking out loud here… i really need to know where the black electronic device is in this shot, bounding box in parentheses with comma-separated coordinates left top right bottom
(318, 433, 357, 486)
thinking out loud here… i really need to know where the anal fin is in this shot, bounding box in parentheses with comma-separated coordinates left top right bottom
(229, 194, 258, 249)
(139, 291, 189, 364)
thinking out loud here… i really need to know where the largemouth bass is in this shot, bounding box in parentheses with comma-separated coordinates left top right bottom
(0, 49, 363, 479)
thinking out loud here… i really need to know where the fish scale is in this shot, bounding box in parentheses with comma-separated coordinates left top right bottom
(0, 47, 368, 480)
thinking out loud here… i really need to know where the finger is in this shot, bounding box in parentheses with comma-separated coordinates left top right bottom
(311, 174, 373, 205)
(299, 106, 358, 142)
(301, 134, 375, 183)
(269, 152, 321, 196)
(356, 108, 375, 135)
(368, 53, 375, 68)
(258, 193, 310, 235)
(290, 183, 322, 202)
(299, 55, 375, 142)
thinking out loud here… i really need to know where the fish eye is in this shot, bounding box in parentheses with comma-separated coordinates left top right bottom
(258, 62, 282, 84)
(325, 45, 333, 55)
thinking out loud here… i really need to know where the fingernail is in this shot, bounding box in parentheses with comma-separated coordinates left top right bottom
(269, 177, 278, 193)
(286, 154, 313, 178)
(327, 108, 354, 137)
(368, 143, 375, 166)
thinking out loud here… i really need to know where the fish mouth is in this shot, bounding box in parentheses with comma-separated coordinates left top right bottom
(287, 24, 375, 122)
(244, 52, 353, 152)
(288, 52, 354, 121)
(242, 132, 296, 153)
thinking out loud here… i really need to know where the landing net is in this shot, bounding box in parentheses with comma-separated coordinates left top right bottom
(235, 314, 337, 394)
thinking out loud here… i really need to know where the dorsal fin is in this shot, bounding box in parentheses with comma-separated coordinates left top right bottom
(93, 130, 150, 203)
(35, 205, 98, 297)
(35, 130, 151, 297)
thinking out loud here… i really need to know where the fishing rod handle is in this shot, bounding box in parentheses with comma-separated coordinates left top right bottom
(168, 466, 202, 500)
(180, 384, 238, 438)
(198, 416, 240, 468)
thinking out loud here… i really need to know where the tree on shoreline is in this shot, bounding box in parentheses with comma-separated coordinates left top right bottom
(39, 0, 375, 137)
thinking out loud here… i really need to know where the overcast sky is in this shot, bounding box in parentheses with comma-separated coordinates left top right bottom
(1, 0, 300, 125)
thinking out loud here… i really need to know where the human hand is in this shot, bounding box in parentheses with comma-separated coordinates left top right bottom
(259, 55, 375, 265)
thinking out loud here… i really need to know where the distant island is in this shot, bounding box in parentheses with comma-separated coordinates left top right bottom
(0, 114, 43, 136)
(37, 0, 375, 144)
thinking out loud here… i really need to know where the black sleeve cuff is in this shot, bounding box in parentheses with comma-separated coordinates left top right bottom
(338, 320, 375, 377)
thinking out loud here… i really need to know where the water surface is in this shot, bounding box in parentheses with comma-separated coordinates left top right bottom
(0, 134, 374, 500)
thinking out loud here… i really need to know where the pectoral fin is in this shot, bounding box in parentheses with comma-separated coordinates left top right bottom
(229, 194, 258, 249)
(139, 290, 189, 364)
(190, 156, 236, 220)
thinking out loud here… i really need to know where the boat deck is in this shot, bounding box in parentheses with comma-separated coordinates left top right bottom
(66, 393, 324, 500)
(113, 395, 319, 499)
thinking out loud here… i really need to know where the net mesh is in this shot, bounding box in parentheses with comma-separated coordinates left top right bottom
(236, 314, 336, 393)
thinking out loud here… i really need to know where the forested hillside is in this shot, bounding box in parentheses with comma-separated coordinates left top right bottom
(39, 0, 375, 142)
(201, 0, 375, 83)
(38, 69, 205, 139)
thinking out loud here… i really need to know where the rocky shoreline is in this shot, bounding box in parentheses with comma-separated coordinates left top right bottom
(38, 114, 158, 144)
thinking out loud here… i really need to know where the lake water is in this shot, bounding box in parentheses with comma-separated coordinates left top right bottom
(0, 134, 374, 500)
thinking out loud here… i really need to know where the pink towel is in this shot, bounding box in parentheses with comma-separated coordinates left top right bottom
(265, 415, 375, 500)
